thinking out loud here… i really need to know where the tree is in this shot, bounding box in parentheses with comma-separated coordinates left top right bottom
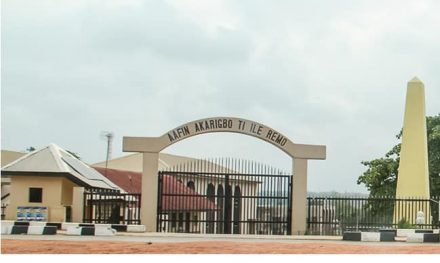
(357, 114, 440, 197)
(427, 115, 440, 195)
(26, 146, 36, 152)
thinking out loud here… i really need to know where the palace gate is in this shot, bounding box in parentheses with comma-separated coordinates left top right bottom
(157, 158, 292, 235)
(123, 116, 326, 234)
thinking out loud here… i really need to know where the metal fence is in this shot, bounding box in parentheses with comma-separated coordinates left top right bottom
(83, 191, 141, 225)
(157, 158, 292, 235)
(306, 196, 440, 235)
(1, 205, 6, 220)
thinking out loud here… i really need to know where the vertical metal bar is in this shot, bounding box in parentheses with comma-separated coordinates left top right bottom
(270, 166, 274, 234)
(244, 160, 247, 235)
(83, 192, 87, 223)
(156, 172, 161, 232)
(404, 197, 407, 225)
(287, 174, 292, 235)
(187, 160, 191, 233)
(397, 196, 400, 229)
(176, 163, 180, 232)
(189, 161, 193, 233)
(249, 159, 253, 235)
(102, 192, 105, 224)
(269, 163, 272, 234)
(263, 162, 267, 234)
(225, 172, 230, 234)
(96, 192, 100, 224)
(127, 194, 129, 225)
(92, 191, 95, 224)
(212, 159, 220, 234)
(286, 173, 289, 235)
(269, 164, 272, 234)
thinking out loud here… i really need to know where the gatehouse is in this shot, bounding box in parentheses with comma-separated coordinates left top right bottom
(123, 116, 326, 235)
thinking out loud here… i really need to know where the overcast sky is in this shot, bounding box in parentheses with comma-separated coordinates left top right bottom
(2, 0, 439, 193)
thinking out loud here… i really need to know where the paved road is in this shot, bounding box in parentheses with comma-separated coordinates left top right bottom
(1, 232, 430, 246)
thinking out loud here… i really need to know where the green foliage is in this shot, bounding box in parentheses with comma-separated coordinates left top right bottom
(26, 146, 36, 152)
(397, 218, 416, 229)
(427, 115, 440, 195)
(357, 114, 440, 197)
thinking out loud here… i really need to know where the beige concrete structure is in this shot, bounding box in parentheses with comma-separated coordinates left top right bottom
(6, 176, 75, 222)
(1, 150, 26, 167)
(2, 144, 122, 222)
(123, 117, 326, 234)
(93, 152, 200, 173)
(71, 187, 85, 223)
(394, 77, 431, 224)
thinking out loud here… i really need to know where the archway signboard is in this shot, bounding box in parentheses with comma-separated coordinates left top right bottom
(123, 116, 326, 235)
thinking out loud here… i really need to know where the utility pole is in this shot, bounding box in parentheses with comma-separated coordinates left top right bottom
(101, 131, 114, 177)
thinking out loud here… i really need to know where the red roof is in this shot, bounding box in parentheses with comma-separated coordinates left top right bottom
(94, 167, 141, 193)
(94, 167, 217, 211)
(160, 174, 218, 211)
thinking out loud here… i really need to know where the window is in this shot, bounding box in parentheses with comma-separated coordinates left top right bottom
(29, 188, 43, 203)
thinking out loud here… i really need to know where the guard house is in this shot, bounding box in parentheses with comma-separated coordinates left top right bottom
(1, 143, 122, 222)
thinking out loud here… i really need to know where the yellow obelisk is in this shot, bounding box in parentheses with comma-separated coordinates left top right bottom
(394, 77, 430, 225)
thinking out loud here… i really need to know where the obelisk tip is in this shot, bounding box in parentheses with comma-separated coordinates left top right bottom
(409, 76, 422, 83)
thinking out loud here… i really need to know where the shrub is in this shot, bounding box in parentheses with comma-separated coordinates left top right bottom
(397, 218, 416, 229)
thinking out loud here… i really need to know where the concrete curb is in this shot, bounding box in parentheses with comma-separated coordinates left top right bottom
(396, 229, 439, 237)
(61, 222, 145, 232)
(2, 220, 63, 230)
(343, 231, 395, 242)
(343, 230, 439, 243)
(2, 225, 57, 235)
(406, 233, 440, 243)
(66, 226, 116, 236)
(2, 220, 144, 232)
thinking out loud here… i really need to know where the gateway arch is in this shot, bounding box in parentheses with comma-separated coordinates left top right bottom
(123, 117, 326, 235)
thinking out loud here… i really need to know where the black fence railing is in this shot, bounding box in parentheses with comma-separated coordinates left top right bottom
(1, 205, 6, 220)
(157, 158, 292, 235)
(83, 191, 141, 225)
(307, 196, 440, 235)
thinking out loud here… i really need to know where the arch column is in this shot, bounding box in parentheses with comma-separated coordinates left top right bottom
(140, 152, 159, 232)
(291, 158, 308, 235)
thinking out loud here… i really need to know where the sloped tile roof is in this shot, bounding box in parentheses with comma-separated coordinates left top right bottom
(1, 143, 121, 191)
(93, 167, 217, 211)
(93, 167, 141, 193)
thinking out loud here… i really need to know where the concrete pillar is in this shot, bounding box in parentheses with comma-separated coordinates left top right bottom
(291, 158, 308, 235)
(394, 77, 431, 224)
(141, 152, 159, 232)
(71, 187, 85, 223)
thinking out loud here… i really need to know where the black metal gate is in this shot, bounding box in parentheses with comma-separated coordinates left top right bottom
(83, 190, 141, 225)
(157, 158, 292, 235)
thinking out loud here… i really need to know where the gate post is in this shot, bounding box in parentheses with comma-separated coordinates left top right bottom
(291, 158, 308, 235)
(141, 152, 159, 232)
(71, 187, 84, 223)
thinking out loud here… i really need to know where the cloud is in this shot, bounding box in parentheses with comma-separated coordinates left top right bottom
(2, 0, 440, 193)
